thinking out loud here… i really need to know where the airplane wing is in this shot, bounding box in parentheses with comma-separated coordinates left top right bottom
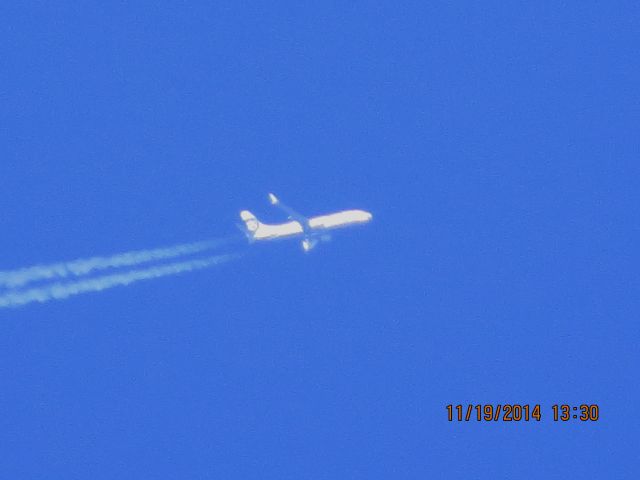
(267, 193, 335, 252)
(268, 193, 310, 229)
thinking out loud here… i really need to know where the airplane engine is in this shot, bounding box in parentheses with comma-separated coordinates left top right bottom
(301, 239, 318, 252)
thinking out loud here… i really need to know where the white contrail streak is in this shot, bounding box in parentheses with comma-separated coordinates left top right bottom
(0, 253, 240, 309)
(0, 238, 232, 290)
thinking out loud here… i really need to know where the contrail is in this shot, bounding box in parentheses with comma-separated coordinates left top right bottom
(0, 237, 233, 290)
(0, 253, 241, 309)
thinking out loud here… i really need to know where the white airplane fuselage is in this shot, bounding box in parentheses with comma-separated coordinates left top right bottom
(239, 195, 372, 251)
(250, 209, 372, 241)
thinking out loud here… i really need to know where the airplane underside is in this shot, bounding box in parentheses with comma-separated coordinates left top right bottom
(239, 194, 372, 252)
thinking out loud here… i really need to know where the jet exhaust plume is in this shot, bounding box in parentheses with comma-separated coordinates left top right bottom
(0, 237, 232, 290)
(0, 253, 241, 309)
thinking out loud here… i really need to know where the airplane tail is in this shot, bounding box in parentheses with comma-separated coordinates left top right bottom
(239, 210, 260, 239)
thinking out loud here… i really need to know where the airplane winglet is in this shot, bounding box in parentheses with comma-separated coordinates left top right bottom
(268, 193, 279, 205)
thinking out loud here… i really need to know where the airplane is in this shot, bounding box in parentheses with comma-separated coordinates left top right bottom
(239, 193, 372, 251)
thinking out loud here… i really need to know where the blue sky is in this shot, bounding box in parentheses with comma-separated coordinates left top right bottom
(1, 1, 638, 478)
